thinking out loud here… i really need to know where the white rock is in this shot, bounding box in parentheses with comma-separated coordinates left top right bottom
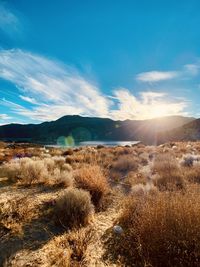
(113, 225, 123, 234)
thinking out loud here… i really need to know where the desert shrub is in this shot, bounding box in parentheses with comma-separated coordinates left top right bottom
(43, 157, 56, 172)
(45, 235, 72, 267)
(52, 156, 66, 167)
(153, 171, 185, 191)
(2, 157, 47, 184)
(125, 171, 147, 186)
(0, 141, 6, 148)
(0, 196, 34, 232)
(65, 227, 93, 264)
(2, 157, 73, 186)
(97, 144, 105, 149)
(111, 155, 139, 175)
(50, 149, 62, 156)
(62, 149, 74, 156)
(65, 154, 84, 165)
(110, 190, 200, 267)
(109, 170, 122, 183)
(1, 161, 13, 179)
(139, 152, 149, 165)
(1, 158, 31, 182)
(19, 158, 46, 184)
(153, 153, 177, 174)
(183, 164, 200, 184)
(180, 154, 200, 167)
(152, 153, 185, 191)
(62, 163, 73, 172)
(54, 188, 94, 229)
(74, 165, 109, 209)
(0, 151, 5, 165)
(113, 147, 132, 156)
(45, 227, 92, 266)
(46, 168, 74, 187)
(131, 182, 158, 197)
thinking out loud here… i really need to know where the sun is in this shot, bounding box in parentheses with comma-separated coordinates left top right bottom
(148, 104, 174, 119)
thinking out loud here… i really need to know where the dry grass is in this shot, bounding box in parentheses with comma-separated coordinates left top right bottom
(45, 235, 72, 267)
(44, 226, 92, 267)
(109, 188, 200, 267)
(53, 188, 94, 229)
(0, 141, 6, 148)
(1, 157, 73, 187)
(152, 153, 185, 191)
(2, 141, 200, 266)
(183, 164, 200, 184)
(0, 196, 35, 233)
(74, 165, 109, 209)
(111, 154, 139, 175)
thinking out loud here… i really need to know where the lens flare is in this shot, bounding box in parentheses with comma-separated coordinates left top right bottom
(57, 135, 75, 147)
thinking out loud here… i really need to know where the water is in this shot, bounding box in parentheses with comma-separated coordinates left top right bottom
(79, 141, 140, 147)
(46, 140, 140, 148)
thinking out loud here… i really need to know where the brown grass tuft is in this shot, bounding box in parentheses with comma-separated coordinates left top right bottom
(111, 154, 139, 174)
(54, 188, 94, 229)
(109, 188, 200, 267)
(2, 157, 73, 187)
(183, 164, 200, 184)
(153, 153, 185, 191)
(0, 196, 34, 233)
(74, 165, 109, 209)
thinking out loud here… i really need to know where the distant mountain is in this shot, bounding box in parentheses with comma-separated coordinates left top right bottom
(0, 115, 195, 145)
(158, 118, 200, 143)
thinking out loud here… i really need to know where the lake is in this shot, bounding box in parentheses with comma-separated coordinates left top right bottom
(46, 141, 140, 148)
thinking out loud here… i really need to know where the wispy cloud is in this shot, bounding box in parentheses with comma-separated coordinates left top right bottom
(19, 95, 38, 105)
(136, 71, 179, 82)
(0, 114, 11, 120)
(0, 4, 21, 36)
(0, 49, 110, 121)
(0, 49, 189, 123)
(136, 62, 200, 83)
(0, 113, 12, 125)
(184, 64, 200, 76)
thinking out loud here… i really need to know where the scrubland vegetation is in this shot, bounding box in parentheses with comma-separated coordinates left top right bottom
(1, 141, 200, 266)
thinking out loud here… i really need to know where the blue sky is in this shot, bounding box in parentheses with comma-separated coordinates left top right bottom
(0, 0, 200, 124)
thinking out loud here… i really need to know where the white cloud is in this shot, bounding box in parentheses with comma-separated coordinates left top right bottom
(0, 113, 12, 125)
(0, 114, 11, 120)
(0, 49, 189, 122)
(0, 49, 110, 121)
(110, 89, 188, 120)
(184, 64, 200, 76)
(136, 71, 179, 82)
(0, 4, 20, 36)
(136, 61, 200, 83)
(19, 95, 38, 104)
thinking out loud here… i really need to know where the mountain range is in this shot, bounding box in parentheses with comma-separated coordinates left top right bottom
(158, 118, 200, 143)
(0, 115, 198, 145)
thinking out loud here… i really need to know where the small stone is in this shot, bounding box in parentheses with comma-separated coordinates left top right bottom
(113, 225, 123, 234)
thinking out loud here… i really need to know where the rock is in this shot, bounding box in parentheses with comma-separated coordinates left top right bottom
(113, 225, 123, 234)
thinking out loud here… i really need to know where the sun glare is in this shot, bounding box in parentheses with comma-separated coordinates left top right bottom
(148, 104, 174, 119)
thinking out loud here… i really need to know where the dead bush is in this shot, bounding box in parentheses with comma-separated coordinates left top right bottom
(152, 153, 185, 191)
(54, 188, 94, 229)
(111, 155, 139, 175)
(109, 189, 200, 267)
(183, 164, 200, 184)
(1, 157, 73, 187)
(0, 196, 34, 233)
(74, 165, 109, 209)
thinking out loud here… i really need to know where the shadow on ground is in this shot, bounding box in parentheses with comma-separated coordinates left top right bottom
(0, 185, 65, 266)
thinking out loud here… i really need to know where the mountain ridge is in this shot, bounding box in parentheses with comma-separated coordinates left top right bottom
(0, 115, 196, 145)
(158, 118, 200, 143)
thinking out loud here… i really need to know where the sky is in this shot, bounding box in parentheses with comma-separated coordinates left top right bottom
(0, 0, 200, 125)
